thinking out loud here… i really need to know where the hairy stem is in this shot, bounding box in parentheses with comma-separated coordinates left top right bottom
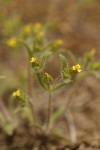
(30, 102, 38, 123)
(47, 92, 52, 130)
(27, 61, 33, 98)
(65, 109, 77, 143)
(27, 60, 38, 125)
(0, 99, 12, 122)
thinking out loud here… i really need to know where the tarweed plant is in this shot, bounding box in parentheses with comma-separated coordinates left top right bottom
(5, 21, 80, 139)
(1, 19, 100, 144)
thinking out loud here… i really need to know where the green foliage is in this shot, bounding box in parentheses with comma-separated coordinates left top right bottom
(5, 21, 81, 139)
(50, 107, 64, 125)
(59, 54, 68, 69)
(0, 19, 100, 144)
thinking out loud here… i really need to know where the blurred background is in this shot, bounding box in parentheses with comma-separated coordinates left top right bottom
(0, 0, 100, 141)
(0, 0, 100, 51)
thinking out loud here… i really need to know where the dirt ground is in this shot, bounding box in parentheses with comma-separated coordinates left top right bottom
(0, 76, 100, 150)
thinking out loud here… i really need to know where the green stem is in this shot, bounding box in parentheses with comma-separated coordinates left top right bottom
(27, 61, 33, 98)
(27, 57, 38, 125)
(47, 92, 52, 130)
(30, 101, 38, 123)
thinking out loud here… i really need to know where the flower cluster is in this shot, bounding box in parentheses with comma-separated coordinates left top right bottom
(30, 57, 37, 63)
(12, 90, 21, 97)
(30, 57, 40, 71)
(34, 23, 42, 30)
(23, 24, 32, 34)
(7, 38, 17, 48)
(54, 39, 63, 46)
(72, 64, 81, 73)
(43, 72, 53, 84)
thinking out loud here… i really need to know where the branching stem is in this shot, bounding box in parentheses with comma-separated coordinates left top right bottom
(27, 61, 33, 98)
(47, 91, 52, 130)
(27, 59, 38, 125)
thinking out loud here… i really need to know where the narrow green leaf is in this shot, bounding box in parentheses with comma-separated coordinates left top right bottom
(50, 107, 64, 125)
(51, 79, 71, 92)
(59, 54, 68, 69)
(36, 51, 52, 72)
(36, 73, 48, 90)
(51, 83, 66, 92)
(40, 51, 52, 69)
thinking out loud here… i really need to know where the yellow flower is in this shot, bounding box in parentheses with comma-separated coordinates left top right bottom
(12, 90, 21, 97)
(55, 39, 63, 46)
(72, 64, 81, 72)
(30, 57, 37, 63)
(44, 72, 53, 83)
(34, 22, 42, 30)
(7, 38, 17, 48)
(38, 31, 44, 37)
(44, 72, 50, 78)
(23, 24, 31, 33)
